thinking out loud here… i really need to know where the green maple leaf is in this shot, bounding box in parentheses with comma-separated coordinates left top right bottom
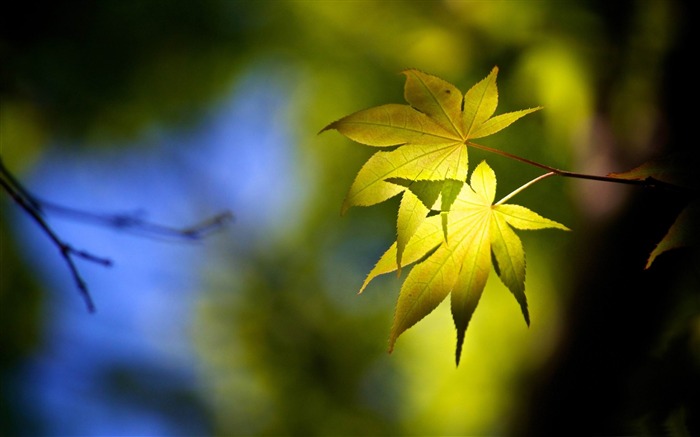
(360, 161, 569, 365)
(609, 154, 700, 268)
(321, 67, 541, 268)
(386, 178, 463, 270)
(645, 201, 699, 268)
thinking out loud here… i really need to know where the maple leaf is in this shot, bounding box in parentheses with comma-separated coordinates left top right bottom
(608, 154, 700, 268)
(645, 201, 699, 268)
(359, 161, 569, 365)
(321, 67, 541, 268)
(387, 178, 463, 270)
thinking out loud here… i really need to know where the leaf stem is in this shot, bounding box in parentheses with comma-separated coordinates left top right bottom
(495, 172, 556, 205)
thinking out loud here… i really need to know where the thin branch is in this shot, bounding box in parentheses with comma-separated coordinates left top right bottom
(37, 199, 234, 241)
(0, 166, 110, 312)
(1, 157, 233, 312)
(0, 158, 44, 212)
(177, 211, 235, 239)
(466, 141, 697, 195)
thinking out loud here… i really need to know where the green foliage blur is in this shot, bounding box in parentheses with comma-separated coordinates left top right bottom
(2, 0, 698, 435)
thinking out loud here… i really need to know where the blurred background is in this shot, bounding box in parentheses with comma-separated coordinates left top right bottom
(1, 0, 698, 435)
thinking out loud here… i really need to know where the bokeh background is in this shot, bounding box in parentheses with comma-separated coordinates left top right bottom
(1, 1, 698, 435)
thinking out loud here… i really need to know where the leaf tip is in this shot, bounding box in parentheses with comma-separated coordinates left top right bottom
(557, 223, 572, 232)
(644, 248, 660, 270)
(523, 306, 531, 327)
(318, 121, 338, 135)
(358, 271, 375, 295)
(400, 67, 428, 77)
(388, 337, 396, 354)
(388, 322, 407, 355)
(455, 330, 466, 367)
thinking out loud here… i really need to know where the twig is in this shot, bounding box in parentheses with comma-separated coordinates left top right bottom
(0, 162, 110, 312)
(466, 141, 698, 195)
(37, 199, 234, 241)
(0, 157, 233, 312)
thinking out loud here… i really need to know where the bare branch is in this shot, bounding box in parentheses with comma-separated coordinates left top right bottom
(1, 159, 111, 312)
(466, 141, 699, 195)
(1, 157, 232, 312)
(38, 199, 234, 241)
